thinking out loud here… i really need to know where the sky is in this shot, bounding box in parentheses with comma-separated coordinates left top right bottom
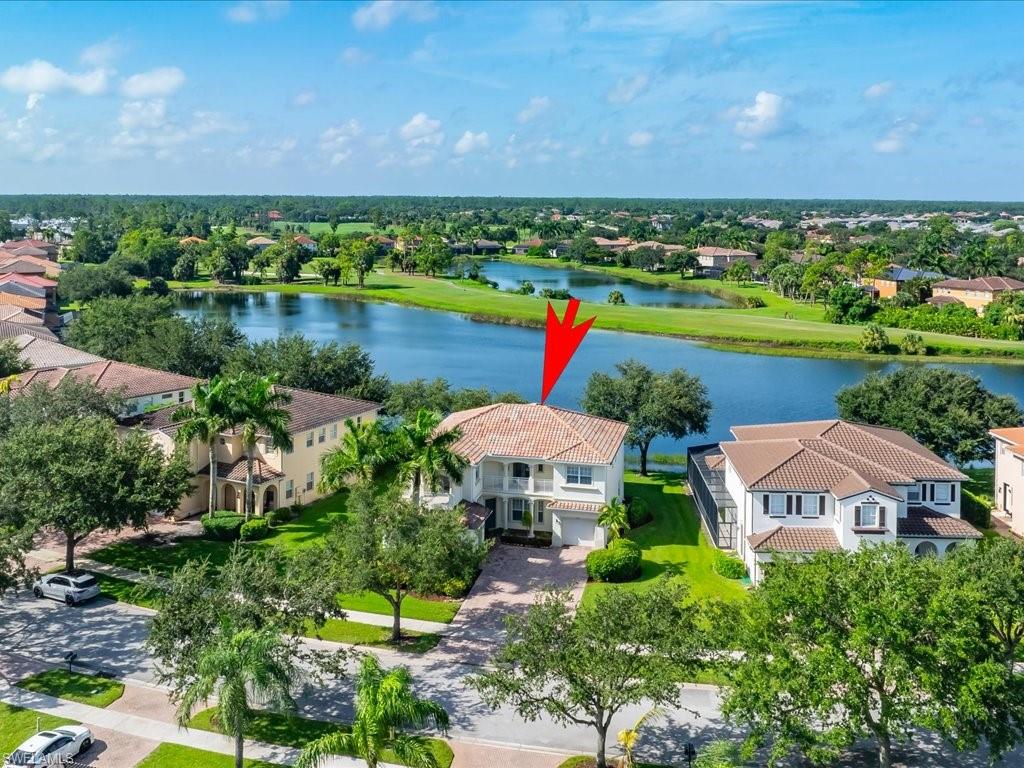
(2, 0, 1024, 200)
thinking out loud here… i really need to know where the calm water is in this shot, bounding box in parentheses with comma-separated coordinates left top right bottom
(176, 291, 1024, 456)
(477, 259, 730, 308)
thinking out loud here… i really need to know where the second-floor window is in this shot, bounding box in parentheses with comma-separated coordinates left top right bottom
(906, 485, 921, 503)
(285, 480, 294, 499)
(566, 465, 593, 485)
(330, 423, 338, 439)
(318, 427, 326, 444)
(306, 431, 314, 447)
(856, 503, 885, 528)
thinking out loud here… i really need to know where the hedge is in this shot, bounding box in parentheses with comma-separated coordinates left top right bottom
(627, 498, 653, 528)
(713, 551, 748, 580)
(240, 518, 270, 541)
(586, 538, 642, 583)
(201, 512, 245, 541)
(961, 488, 992, 529)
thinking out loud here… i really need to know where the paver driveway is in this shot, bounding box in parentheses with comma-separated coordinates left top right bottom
(434, 544, 588, 665)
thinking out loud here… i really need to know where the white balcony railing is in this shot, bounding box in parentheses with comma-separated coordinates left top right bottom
(483, 475, 505, 492)
(507, 477, 530, 492)
(481, 474, 553, 494)
(534, 478, 554, 493)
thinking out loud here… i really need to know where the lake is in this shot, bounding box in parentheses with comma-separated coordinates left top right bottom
(477, 259, 730, 307)
(176, 291, 1024, 457)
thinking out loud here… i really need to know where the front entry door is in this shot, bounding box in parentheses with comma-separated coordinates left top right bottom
(1005, 483, 1014, 514)
(484, 497, 498, 538)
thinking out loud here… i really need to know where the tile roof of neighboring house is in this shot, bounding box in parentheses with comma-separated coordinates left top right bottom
(544, 499, 604, 514)
(5, 245, 50, 258)
(200, 459, 284, 484)
(0, 320, 57, 342)
(704, 453, 726, 470)
(991, 427, 1024, 459)
(897, 507, 981, 539)
(694, 246, 757, 258)
(246, 236, 276, 246)
(927, 294, 964, 306)
(747, 525, 841, 552)
(474, 239, 503, 248)
(933, 276, 1024, 292)
(367, 235, 396, 244)
(626, 240, 688, 252)
(179, 236, 206, 245)
(437, 403, 628, 465)
(0, 273, 56, 289)
(293, 235, 316, 245)
(592, 237, 633, 248)
(0, 255, 60, 276)
(3, 238, 55, 251)
(721, 420, 966, 498)
(24, 360, 198, 398)
(11, 336, 105, 369)
(0, 304, 45, 325)
(514, 239, 544, 249)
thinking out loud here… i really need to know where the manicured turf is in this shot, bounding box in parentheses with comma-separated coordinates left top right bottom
(0, 703, 75, 755)
(559, 757, 671, 768)
(582, 472, 749, 607)
(95, 573, 162, 609)
(16, 670, 124, 708)
(310, 618, 441, 653)
(90, 492, 460, 623)
(271, 221, 375, 235)
(188, 708, 454, 768)
(136, 744, 280, 768)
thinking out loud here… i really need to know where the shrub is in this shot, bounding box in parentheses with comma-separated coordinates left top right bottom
(201, 512, 244, 541)
(741, 296, 767, 308)
(627, 497, 653, 528)
(239, 518, 270, 541)
(586, 538, 642, 583)
(694, 740, 746, 767)
(289, 502, 306, 519)
(713, 551, 747, 580)
(607, 290, 626, 305)
(144, 276, 170, 297)
(961, 488, 992, 529)
(441, 575, 472, 598)
(899, 332, 927, 355)
(860, 323, 890, 353)
(266, 507, 291, 527)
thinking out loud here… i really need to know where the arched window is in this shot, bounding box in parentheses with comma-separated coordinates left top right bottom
(915, 541, 938, 558)
(945, 541, 958, 555)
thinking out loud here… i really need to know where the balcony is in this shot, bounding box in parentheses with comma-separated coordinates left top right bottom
(482, 475, 553, 494)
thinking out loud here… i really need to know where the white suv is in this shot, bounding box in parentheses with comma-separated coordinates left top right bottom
(3, 725, 93, 766)
(32, 573, 101, 606)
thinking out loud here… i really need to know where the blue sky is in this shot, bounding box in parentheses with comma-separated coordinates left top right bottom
(1, 0, 1023, 199)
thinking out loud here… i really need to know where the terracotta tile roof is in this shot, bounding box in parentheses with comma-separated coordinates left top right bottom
(721, 419, 966, 498)
(898, 507, 981, 539)
(12, 336, 104, 369)
(246, 236, 276, 246)
(58, 360, 198, 398)
(4, 245, 50, 258)
(293, 235, 316, 245)
(0, 273, 56, 288)
(0, 256, 59, 276)
(200, 459, 284, 484)
(927, 294, 963, 306)
(438, 403, 628, 465)
(694, 246, 757, 258)
(933, 276, 1024, 292)
(705, 453, 726, 470)
(2, 239, 55, 251)
(0, 320, 56, 341)
(545, 499, 604, 514)
(991, 427, 1024, 460)
(0, 304, 45, 325)
(179, 236, 206, 245)
(747, 525, 841, 552)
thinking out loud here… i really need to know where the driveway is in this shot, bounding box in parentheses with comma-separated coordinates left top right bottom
(433, 544, 588, 665)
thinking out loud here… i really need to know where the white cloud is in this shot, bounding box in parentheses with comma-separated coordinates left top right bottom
(400, 112, 443, 147)
(319, 119, 362, 165)
(293, 90, 316, 107)
(454, 130, 489, 155)
(121, 67, 186, 98)
(340, 46, 370, 65)
(80, 38, 124, 67)
(627, 130, 653, 148)
(516, 95, 551, 124)
(864, 81, 893, 100)
(353, 0, 437, 30)
(237, 137, 296, 166)
(226, 0, 290, 23)
(873, 118, 919, 153)
(118, 100, 168, 130)
(607, 73, 649, 105)
(25, 93, 44, 111)
(740, 141, 757, 152)
(732, 91, 784, 138)
(112, 100, 242, 159)
(0, 59, 108, 95)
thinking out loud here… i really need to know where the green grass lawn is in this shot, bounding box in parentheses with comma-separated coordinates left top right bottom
(582, 472, 749, 607)
(188, 708, 453, 768)
(95, 573, 163, 609)
(0, 703, 75, 754)
(271, 221, 375, 235)
(309, 618, 441, 653)
(90, 492, 460, 623)
(137, 744, 280, 768)
(16, 669, 124, 708)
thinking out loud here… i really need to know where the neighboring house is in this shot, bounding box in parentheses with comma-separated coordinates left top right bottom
(865, 266, 943, 299)
(422, 403, 628, 548)
(472, 239, 504, 255)
(625, 240, 688, 254)
(688, 419, 980, 584)
(246, 236, 276, 252)
(267, 210, 284, 221)
(1, 239, 59, 260)
(294, 234, 318, 253)
(512, 238, 544, 255)
(0, 303, 47, 326)
(10, 335, 105, 369)
(179, 236, 207, 246)
(693, 246, 759, 277)
(930, 276, 1024, 313)
(0, 320, 57, 343)
(0, 254, 62, 278)
(141, 386, 379, 518)
(548, 240, 572, 258)
(366, 235, 396, 251)
(0, 273, 57, 313)
(591, 237, 633, 252)
(991, 428, 1024, 535)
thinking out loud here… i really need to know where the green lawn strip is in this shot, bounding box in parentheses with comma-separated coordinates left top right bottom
(0, 702, 76, 754)
(307, 618, 441, 653)
(187, 708, 453, 768)
(136, 743, 280, 768)
(582, 472, 749, 607)
(559, 757, 671, 768)
(94, 573, 163, 609)
(16, 669, 124, 708)
(272, 221, 374, 235)
(337, 591, 459, 624)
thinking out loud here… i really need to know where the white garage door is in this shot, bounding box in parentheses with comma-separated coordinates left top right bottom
(559, 516, 596, 547)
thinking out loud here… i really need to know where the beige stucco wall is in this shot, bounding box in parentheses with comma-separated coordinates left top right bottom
(932, 286, 996, 312)
(994, 437, 1024, 536)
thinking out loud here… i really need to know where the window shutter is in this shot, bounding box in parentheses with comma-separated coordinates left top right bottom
(818, 495, 825, 517)
(854, 505, 862, 527)
(763, 494, 769, 514)
(879, 506, 887, 528)
(786, 495, 793, 516)
(796, 495, 803, 516)
(950, 484, 956, 502)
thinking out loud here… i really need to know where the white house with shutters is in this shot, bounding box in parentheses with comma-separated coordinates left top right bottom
(421, 403, 628, 548)
(688, 419, 981, 584)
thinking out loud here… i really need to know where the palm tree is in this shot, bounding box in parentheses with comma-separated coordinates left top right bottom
(297, 654, 449, 768)
(173, 378, 231, 518)
(597, 497, 630, 542)
(221, 373, 293, 520)
(616, 706, 664, 768)
(394, 409, 467, 506)
(177, 620, 299, 768)
(319, 418, 392, 491)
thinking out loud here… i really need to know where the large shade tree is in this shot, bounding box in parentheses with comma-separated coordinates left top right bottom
(583, 359, 711, 475)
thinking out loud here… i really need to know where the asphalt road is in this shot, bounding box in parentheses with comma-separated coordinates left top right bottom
(1, 592, 1018, 766)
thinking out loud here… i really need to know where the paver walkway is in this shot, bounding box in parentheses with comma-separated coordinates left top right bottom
(433, 544, 588, 665)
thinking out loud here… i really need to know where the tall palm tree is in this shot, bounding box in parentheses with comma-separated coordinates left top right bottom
(297, 654, 449, 768)
(173, 378, 231, 518)
(319, 418, 392, 491)
(394, 409, 467, 506)
(221, 373, 293, 520)
(597, 497, 630, 542)
(177, 620, 299, 768)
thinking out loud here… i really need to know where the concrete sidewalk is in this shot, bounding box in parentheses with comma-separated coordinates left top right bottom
(79, 558, 452, 635)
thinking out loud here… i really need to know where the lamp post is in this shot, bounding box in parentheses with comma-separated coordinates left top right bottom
(683, 742, 697, 768)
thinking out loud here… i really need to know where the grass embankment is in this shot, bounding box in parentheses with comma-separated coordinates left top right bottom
(90, 492, 460, 625)
(0, 703, 75, 754)
(169, 267, 1024, 362)
(137, 744, 280, 768)
(582, 472, 748, 608)
(188, 708, 454, 768)
(16, 669, 124, 708)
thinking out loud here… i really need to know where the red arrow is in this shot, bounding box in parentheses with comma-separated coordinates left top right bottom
(541, 298, 596, 403)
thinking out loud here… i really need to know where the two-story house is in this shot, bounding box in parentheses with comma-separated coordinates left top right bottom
(688, 419, 980, 584)
(930, 276, 1024, 313)
(991, 427, 1024, 535)
(425, 403, 628, 548)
